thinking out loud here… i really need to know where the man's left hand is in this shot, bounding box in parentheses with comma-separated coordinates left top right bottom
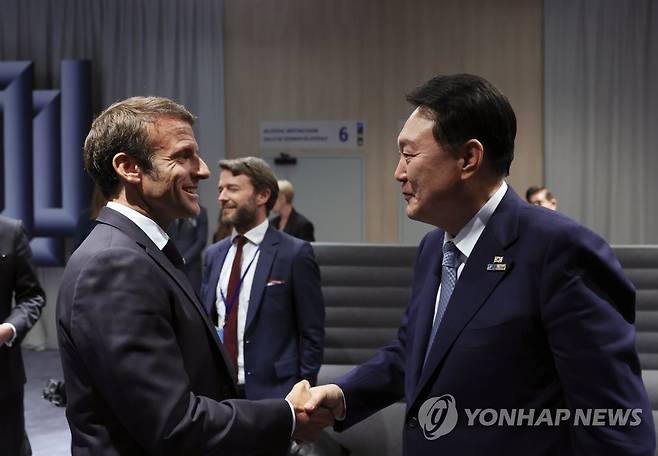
(286, 380, 335, 442)
(0, 323, 15, 345)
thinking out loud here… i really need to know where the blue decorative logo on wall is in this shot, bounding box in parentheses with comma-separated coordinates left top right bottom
(0, 60, 91, 266)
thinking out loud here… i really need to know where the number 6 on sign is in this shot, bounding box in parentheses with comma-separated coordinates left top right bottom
(339, 126, 349, 142)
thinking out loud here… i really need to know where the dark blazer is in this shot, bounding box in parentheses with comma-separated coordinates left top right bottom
(272, 208, 315, 242)
(335, 189, 655, 455)
(0, 216, 46, 394)
(57, 207, 292, 455)
(168, 206, 208, 292)
(201, 224, 324, 400)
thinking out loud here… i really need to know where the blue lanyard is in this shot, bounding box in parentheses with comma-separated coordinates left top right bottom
(219, 244, 260, 318)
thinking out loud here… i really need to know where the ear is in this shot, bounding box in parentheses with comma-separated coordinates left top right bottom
(460, 139, 484, 180)
(255, 188, 271, 207)
(113, 152, 143, 185)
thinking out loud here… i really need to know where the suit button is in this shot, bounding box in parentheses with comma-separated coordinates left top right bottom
(245, 339, 251, 344)
(407, 417, 418, 429)
(247, 371, 252, 376)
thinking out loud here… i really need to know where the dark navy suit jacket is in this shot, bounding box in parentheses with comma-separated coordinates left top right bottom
(0, 216, 46, 393)
(336, 188, 655, 455)
(57, 208, 292, 455)
(201, 224, 324, 400)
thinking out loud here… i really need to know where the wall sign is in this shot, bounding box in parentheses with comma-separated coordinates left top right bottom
(260, 120, 365, 149)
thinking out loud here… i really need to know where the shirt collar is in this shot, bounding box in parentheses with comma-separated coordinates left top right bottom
(106, 201, 170, 250)
(444, 180, 508, 259)
(231, 218, 269, 246)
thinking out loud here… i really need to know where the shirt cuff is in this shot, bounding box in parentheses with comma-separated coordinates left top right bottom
(285, 398, 296, 437)
(3, 323, 17, 347)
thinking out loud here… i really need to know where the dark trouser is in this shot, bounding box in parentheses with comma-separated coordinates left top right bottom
(289, 431, 350, 456)
(0, 388, 32, 456)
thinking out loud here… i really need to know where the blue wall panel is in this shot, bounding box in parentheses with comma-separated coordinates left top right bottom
(0, 60, 91, 265)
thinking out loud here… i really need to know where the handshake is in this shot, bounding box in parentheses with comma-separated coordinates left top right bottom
(285, 380, 345, 442)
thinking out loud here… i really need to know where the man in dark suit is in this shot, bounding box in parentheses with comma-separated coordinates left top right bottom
(57, 97, 329, 455)
(168, 205, 208, 292)
(0, 215, 46, 456)
(271, 179, 315, 242)
(305, 74, 655, 455)
(202, 158, 324, 401)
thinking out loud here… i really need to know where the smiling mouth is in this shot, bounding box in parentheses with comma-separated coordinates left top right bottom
(183, 186, 198, 196)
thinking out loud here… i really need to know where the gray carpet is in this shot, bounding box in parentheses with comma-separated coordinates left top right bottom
(23, 349, 70, 456)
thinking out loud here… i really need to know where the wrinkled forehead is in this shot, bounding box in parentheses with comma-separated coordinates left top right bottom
(148, 115, 196, 145)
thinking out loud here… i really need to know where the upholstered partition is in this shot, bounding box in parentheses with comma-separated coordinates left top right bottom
(615, 245, 658, 450)
(315, 243, 415, 374)
(615, 246, 658, 370)
(312, 243, 658, 455)
(313, 243, 414, 456)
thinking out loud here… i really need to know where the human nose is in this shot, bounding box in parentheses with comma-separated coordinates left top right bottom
(394, 156, 407, 182)
(196, 157, 210, 180)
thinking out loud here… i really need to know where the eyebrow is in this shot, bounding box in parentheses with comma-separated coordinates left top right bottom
(398, 137, 416, 150)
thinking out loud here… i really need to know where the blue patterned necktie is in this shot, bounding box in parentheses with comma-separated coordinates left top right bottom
(424, 241, 459, 367)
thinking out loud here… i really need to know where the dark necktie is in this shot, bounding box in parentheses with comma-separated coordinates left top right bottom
(224, 235, 247, 370)
(162, 240, 185, 270)
(424, 241, 459, 367)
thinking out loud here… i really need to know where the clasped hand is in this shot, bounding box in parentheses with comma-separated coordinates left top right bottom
(285, 380, 346, 442)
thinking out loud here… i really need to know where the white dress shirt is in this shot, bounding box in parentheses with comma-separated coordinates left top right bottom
(106, 201, 170, 249)
(215, 218, 268, 385)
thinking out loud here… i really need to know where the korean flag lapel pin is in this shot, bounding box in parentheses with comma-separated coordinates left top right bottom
(487, 255, 506, 271)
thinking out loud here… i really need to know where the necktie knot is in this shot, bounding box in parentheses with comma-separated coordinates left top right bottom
(162, 240, 184, 269)
(234, 235, 247, 249)
(442, 241, 458, 269)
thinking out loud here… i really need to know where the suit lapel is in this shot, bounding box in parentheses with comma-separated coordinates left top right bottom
(411, 189, 521, 407)
(245, 226, 279, 333)
(147, 245, 237, 383)
(147, 247, 200, 314)
(407, 234, 443, 390)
